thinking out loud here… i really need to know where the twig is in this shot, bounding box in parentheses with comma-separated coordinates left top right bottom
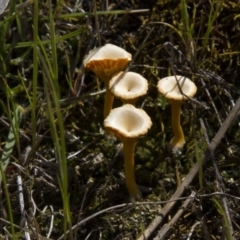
(163, 40, 209, 110)
(57, 191, 240, 240)
(58, 89, 105, 106)
(57, 203, 132, 240)
(0, 217, 34, 230)
(200, 77, 224, 125)
(187, 221, 201, 240)
(200, 118, 235, 240)
(3, 226, 12, 238)
(0, 117, 30, 141)
(17, 175, 31, 240)
(73, 179, 92, 239)
(47, 205, 54, 239)
(126, 27, 154, 71)
(153, 191, 196, 240)
(137, 97, 240, 240)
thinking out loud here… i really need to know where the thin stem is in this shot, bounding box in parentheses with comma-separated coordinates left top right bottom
(123, 98, 138, 105)
(122, 139, 141, 200)
(170, 100, 185, 150)
(103, 86, 114, 119)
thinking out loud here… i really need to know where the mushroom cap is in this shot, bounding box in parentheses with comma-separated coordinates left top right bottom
(104, 104, 152, 140)
(83, 43, 132, 82)
(157, 75, 197, 101)
(109, 71, 148, 102)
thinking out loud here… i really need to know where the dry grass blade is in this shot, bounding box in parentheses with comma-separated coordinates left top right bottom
(138, 97, 240, 240)
(1, 1, 240, 238)
(200, 118, 235, 240)
(153, 191, 196, 240)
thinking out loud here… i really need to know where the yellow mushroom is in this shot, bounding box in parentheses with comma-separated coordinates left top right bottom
(83, 44, 132, 118)
(109, 71, 148, 105)
(157, 75, 197, 152)
(104, 104, 152, 200)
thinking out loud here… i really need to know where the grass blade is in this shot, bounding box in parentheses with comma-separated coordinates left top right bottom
(0, 106, 22, 183)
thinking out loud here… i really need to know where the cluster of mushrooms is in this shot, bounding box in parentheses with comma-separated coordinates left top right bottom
(83, 43, 197, 200)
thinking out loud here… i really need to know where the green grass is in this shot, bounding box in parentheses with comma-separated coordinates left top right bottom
(37, 0, 72, 237)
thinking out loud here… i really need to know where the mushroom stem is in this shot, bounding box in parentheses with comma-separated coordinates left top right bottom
(104, 86, 114, 119)
(122, 99, 138, 105)
(169, 100, 185, 150)
(122, 139, 141, 200)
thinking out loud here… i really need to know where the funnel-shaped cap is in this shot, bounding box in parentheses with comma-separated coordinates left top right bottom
(109, 71, 148, 103)
(83, 44, 132, 82)
(104, 104, 152, 140)
(157, 75, 197, 101)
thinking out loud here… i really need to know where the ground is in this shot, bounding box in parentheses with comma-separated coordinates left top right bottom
(0, 0, 240, 239)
